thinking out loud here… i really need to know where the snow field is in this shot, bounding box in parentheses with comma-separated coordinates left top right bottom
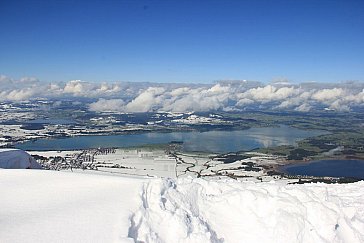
(0, 170, 144, 243)
(129, 178, 364, 243)
(28, 149, 287, 181)
(1, 170, 363, 243)
(94, 149, 177, 178)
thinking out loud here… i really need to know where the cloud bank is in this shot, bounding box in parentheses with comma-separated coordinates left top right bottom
(0, 75, 363, 112)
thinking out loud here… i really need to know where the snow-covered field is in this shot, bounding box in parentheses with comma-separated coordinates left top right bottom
(28, 148, 289, 182)
(1, 169, 363, 243)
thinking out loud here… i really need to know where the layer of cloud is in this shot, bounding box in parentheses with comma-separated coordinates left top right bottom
(89, 82, 364, 113)
(1, 75, 363, 112)
(89, 98, 125, 112)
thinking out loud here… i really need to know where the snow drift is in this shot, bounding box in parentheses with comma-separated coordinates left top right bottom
(0, 170, 363, 243)
(0, 148, 41, 169)
(129, 178, 364, 243)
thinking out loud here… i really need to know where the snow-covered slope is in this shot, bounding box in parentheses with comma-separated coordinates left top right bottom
(0, 148, 41, 169)
(0, 170, 363, 243)
(0, 170, 144, 243)
(130, 178, 364, 243)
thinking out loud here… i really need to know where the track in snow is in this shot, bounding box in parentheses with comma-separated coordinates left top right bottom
(128, 178, 364, 243)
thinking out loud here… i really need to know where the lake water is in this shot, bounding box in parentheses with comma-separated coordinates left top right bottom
(16, 126, 326, 153)
(27, 118, 76, 125)
(280, 160, 364, 179)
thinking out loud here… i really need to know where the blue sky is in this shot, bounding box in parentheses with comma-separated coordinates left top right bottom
(0, 0, 363, 83)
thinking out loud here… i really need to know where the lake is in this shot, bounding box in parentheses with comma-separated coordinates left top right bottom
(16, 126, 327, 153)
(27, 118, 76, 125)
(280, 159, 364, 179)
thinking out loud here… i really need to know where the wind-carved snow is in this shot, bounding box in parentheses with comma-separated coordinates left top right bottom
(128, 178, 364, 243)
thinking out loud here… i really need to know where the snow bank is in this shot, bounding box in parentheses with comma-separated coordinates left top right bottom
(129, 178, 364, 243)
(0, 170, 363, 243)
(0, 148, 41, 169)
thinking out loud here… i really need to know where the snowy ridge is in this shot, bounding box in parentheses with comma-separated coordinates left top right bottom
(129, 178, 364, 243)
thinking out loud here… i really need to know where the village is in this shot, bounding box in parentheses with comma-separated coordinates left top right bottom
(27, 146, 297, 182)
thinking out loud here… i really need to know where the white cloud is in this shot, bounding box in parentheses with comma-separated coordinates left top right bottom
(1, 74, 363, 112)
(0, 75, 12, 84)
(89, 98, 125, 112)
(237, 85, 301, 105)
(236, 98, 254, 107)
(295, 103, 312, 112)
(328, 100, 351, 112)
(63, 80, 88, 94)
(311, 88, 345, 101)
(125, 87, 165, 112)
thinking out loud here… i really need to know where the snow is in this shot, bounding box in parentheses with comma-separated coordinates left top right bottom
(0, 148, 41, 169)
(130, 178, 364, 243)
(1, 170, 363, 243)
(0, 170, 144, 243)
(28, 148, 287, 181)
